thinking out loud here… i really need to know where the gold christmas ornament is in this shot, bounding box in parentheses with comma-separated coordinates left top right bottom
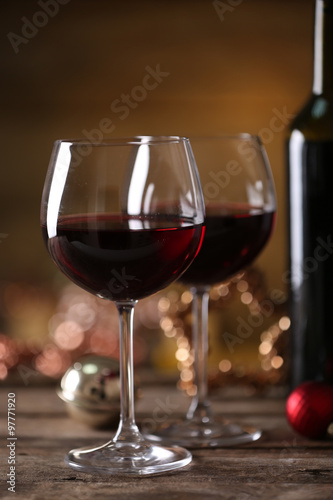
(57, 354, 122, 428)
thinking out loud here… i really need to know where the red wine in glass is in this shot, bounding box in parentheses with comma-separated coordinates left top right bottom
(42, 213, 204, 301)
(179, 207, 276, 286)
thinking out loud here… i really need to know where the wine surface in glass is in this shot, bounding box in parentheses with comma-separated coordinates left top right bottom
(42, 213, 203, 301)
(179, 207, 276, 286)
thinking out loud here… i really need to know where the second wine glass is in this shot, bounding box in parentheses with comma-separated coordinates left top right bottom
(145, 135, 277, 448)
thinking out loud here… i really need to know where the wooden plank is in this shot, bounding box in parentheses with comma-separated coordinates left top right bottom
(0, 386, 287, 416)
(1, 387, 333, 500)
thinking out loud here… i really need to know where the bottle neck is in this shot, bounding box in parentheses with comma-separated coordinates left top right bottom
(313, 0, 333, 95)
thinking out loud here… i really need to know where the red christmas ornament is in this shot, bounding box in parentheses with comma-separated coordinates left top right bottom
(286, 381, 333, 439)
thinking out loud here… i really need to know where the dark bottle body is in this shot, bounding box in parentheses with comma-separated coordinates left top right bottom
(287, 0, 333, 387)
(287, 135, 333, 386)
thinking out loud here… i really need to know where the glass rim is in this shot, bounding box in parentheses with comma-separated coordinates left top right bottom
(53, 136, 190, 147)
(188, 133, 262, 143)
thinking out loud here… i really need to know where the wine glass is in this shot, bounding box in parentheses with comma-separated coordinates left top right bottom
(145, 135, 277, 448)
(40, 136, 205, 475)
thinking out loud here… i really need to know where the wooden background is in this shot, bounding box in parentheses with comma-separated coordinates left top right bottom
(0, 0, 314, 289)
(0, 0, 315, 378)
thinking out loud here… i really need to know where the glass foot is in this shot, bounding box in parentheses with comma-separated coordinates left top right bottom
(144, 416, 262, 449)
(65, 439, 192, 475)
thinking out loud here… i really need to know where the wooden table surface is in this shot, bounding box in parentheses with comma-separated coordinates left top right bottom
(1, 383, 333, 500)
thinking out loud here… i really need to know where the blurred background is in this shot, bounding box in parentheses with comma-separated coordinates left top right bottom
(0, 0, 313, 393)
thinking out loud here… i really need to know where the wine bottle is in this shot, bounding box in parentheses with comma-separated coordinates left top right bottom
(287, 0, 333, 387)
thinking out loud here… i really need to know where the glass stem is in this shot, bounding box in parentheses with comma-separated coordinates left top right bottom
(113, 300, 143, 443)
(187, 287, 212, 423)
